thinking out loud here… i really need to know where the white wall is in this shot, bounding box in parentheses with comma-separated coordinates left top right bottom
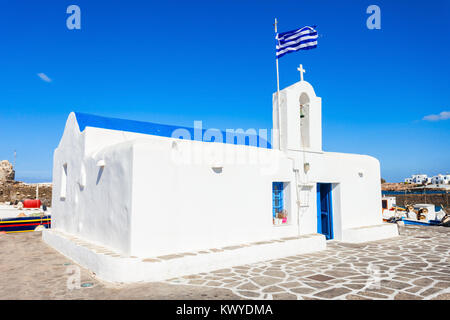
(52, 114, 135, 255)
(285, 150, 382, 240)
(129, 138, 300, 257)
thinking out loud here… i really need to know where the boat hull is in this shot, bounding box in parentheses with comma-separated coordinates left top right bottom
(0, 215, 51, 234)
(402, 218, 441, 226)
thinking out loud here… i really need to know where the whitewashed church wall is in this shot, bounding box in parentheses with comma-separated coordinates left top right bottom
(52, 114, 135, 255)
(128, 138, 300, 257)
(289, 150, 382, 240)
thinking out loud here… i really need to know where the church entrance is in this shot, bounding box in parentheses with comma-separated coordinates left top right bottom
(317, 183, 333, 240)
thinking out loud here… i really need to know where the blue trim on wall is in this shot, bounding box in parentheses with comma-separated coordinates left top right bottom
(74, 112, 271, 149)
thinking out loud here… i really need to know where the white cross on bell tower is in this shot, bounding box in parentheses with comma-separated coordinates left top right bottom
(297, 64, 306, 82)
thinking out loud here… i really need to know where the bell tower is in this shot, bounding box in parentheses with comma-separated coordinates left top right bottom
(272, 65, 322, 152)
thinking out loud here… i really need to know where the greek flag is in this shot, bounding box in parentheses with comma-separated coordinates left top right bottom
(276, 26, 318, 58)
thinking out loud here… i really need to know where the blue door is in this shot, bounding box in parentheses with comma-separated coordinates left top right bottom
(317, 183, 333, 239)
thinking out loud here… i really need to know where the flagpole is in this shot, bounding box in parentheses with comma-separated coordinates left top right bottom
(274, 18, 282, 150)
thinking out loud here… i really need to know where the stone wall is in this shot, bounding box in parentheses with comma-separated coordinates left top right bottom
(384, 192, 449, 212)
(0, 181, 52, 207)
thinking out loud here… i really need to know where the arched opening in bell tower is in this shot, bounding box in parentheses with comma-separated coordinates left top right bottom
(299, 92, 310, 149)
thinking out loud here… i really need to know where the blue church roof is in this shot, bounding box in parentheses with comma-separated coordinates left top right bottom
(74, 112, 272, 149)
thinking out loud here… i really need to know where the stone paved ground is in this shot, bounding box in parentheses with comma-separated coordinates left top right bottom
(0, 225, 449, 300)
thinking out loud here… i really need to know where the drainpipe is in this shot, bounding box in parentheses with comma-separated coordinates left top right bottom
(287, 156, 302, 237)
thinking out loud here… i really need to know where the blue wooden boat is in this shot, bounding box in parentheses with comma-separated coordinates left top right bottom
(0, 215, 51, 234)
(401, 218, 441, 226)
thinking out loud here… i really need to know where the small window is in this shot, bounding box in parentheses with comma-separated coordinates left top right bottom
(60, 163, 68, 200)
(272, 182, 288, 225)
(382, 200, 388, 209)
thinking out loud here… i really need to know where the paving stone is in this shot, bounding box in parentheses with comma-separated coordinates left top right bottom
(328, 279, 347, 285)
(396, 272, 418, 279)
(325, 270, 355, 278)
(156, 254, 182, 260)
(142, 258, 160, 263)
(293, 271, 314, 277)
(188, 280, 206, 285)
(272, 293, 297, 300)
(314, 287, 351, 299)
(211, 268, 232, 274)
(335, 263, 351, 268)
(405, 286, 422, 294)
(345, 294, 372, 300)
(420, 287, 444, 297)
(344, 284, 366, 290)
(238, 290, 260, 298)
(251, 276, 281, 287)
(364, 286, 395, 295)
(290, 287, 315, 295)
(204, 276, 224, 281)
(223, 281, 241, 288)
(358, 291, 389, 299)
(303, 281, 331, 289)
(262, 270, 285, 278)
(182, 274, 202, 279)
(393, 276, 413, 283)
(431, 276, 450, 282)
(233, 266, 250, 270)
(262, 286, 284, 293)
(222, 245, 243, 250)
(380, 280, 411, 290)
(279, 281, 302, 289)
(403, 263, 429, 268)
(412, 278, 434, 287)
(431, 293, 450, 300)
(307, 274, 334, 282)
(434, 281, 450, 288)
(394, 292, 421, 300)
(237, 282, 260, 291)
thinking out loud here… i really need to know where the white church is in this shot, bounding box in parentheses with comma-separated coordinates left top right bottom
(43, 66, 398, 283)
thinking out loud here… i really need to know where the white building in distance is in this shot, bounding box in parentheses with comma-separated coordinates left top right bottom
(405, 174, 449, 185)
(431, 174, 450, 185)
(405, 174, 429, 184)
(43, 69, 398, 283)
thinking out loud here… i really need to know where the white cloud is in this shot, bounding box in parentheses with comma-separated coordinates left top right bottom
(37, 73, 52, 82)
(423, 111, 450, 121)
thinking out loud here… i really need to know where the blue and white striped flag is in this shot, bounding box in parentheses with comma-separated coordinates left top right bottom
(276, 26, 318, 58)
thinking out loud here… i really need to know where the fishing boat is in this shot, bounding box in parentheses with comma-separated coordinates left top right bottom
(382, 196, 406, 222)
(382, 198, 449, 226)
(401, 204, 444, 226)
(0, 201, 51, 234)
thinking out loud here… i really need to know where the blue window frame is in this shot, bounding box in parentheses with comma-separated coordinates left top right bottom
(272, 182, 284, 217)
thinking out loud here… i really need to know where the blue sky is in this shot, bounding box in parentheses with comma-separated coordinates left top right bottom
(0, 0, 449, 182)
